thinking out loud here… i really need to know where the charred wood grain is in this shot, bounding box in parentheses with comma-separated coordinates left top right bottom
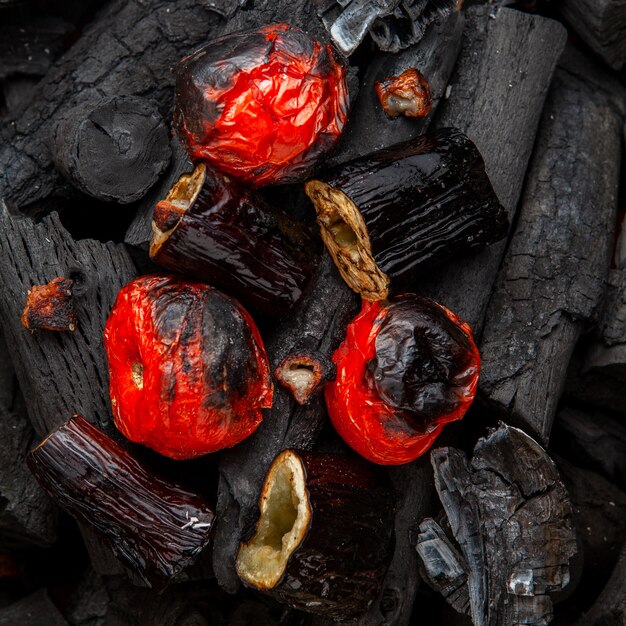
(213, 256, 359, 593)
(0, 332, 58, 547)
(552, 407, 626, 489)
(415, 6, 567, 333)
(0, 202, 136, 435)
(0, 588, 67, 626)
(329, 12, 464, 166)
(557, 0, 626, 70)
(0, 0, 224, 214)
(478, 48, 624, 445)
(50, 95, 171, 204)
(424, 425, 577, 626)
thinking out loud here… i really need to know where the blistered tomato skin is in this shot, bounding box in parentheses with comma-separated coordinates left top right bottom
(173, 23, 349, 187)
(325, 295, 479, 465)
(104, 275, 272, 460)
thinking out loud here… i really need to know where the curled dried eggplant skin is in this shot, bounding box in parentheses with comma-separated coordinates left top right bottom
(27, 415, 215, 588)
(151, 163, 316, 318)
(306, 127, 508, 301)
(236, 449, 395, 619)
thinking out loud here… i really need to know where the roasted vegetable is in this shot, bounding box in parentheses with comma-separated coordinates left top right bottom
(325, 295, 479, 464)
(375, 68, 432, 118)
(104, 275, 272, 459)
(174, 23, 348, 187)
(305, 127, 508, 301)
(27, 415, 215, 588)
(236, 449, 395, 618)
(21, 277, 77, 332)
(273, 350, 334, 405)
(150, 163, 316, 318)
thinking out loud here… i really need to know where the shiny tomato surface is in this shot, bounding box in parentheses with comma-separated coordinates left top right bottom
(104, 275, 272, 459)
(325, 296, 479, 465)
(174, 23, 348, 187)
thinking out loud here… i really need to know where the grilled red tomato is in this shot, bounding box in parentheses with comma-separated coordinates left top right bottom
(104, 275, 272, 459)
(173, 23, 349, 187)
(325, 295, 479, 465)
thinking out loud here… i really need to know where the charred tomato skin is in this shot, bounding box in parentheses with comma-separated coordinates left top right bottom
(173, 23, 349, 187)
(325, 295, 479, 465)
(104, 275, 272, 460)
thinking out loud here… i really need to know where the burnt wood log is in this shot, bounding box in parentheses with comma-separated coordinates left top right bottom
(50, 95, 171, 204)
(577, 543, 626, 626)
(0, 0, 224, 214)
(422, 425, 577, 626)
(415, 5, 567, 333)
(554, 456, 626, 580)
(0, 589, 67, 626)
(0, 202, 136, 435)
(0, 332, 58, 547)
(478, 48, 624, 445)
(552, 407, 626, 489)
(557, 0, 626, 70)
(329, 11, 464, 166)
(213, 256, 360, 593)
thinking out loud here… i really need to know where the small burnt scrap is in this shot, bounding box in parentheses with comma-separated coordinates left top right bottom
(21, 277, 77, 332)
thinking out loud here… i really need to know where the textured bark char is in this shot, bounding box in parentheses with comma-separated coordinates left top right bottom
(329, 12, 464, 166)
(478, 48, 624, 445)
(50, 95, 171, 203)
(0, 0, 224, 213)
(28, 415, 215, 588)
(421, 425, 577, 626)
(577, 543, 626, 626)
(415, 6, 567, 333)
(0, 203, 136, 436)
(557, 0, 626, 70)
(213, 256, 359, 593)
(0, 589, 67, 626)
(0, 332, 58, 547)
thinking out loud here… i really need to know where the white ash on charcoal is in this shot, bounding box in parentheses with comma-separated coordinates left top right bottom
(416, 5, 567, 332)
(557, 0, 626, 70)
(417, 425, 578, 626)
(478, 46, 625, 445)
(0, 332, 57, 548)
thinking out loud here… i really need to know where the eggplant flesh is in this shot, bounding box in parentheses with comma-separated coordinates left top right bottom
(236, 449, 395, 619)
(151, 163, 315, 318)
(306, 127, 508, 301)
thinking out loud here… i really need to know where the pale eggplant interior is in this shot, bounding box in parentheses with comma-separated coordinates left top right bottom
(279, 364, 316, 397)
(236, 450, 311, 590)
(150, 162, 206, 255)
(304, 180, 389, 301)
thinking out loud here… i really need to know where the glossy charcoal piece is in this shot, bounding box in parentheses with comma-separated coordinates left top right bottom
(27, 415, 215, 588)
(104, 275, 272, 459)
(325, 295, 480, 464)
(174, 23, 348, 187)
(236, 449, 395, 618)
(306, 127, 508, 301)
(150, 163, 315, 318)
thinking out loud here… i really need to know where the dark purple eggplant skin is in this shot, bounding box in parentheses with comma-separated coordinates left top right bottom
(274, 451, 396, 619)
(27, 415, 215, 588)
(368, 295, 478, 420)
(315, 127, 508, 292)
(151, 165, 317, 318)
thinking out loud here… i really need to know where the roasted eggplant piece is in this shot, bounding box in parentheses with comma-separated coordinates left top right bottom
(27, 415, 215, 588)
(21, 277, 77, 332)
(325, 295, 480, 465)
(375, 68, 432, 118)
(273, 350, 335, 405)
(151, 163, 316, 318)
(236, 449, 396, 619)
(305, 127, 508, 301)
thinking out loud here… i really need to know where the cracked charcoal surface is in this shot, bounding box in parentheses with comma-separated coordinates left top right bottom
(416, 6, 567, 335)
(478, 46, 625, 445)
(425, 425, 577, 626)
